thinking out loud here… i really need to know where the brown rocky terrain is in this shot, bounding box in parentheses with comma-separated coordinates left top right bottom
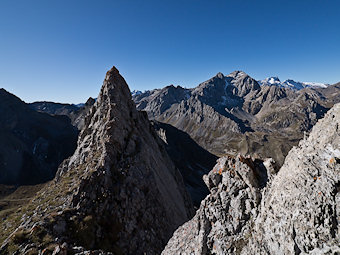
(0, 67, 194, 254)
(162, 103, 340, 254)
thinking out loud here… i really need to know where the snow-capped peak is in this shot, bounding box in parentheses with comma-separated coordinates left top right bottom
(259, 77, 281, 86)
(258, 77, 329, 90)
(131, 90, 143, 97)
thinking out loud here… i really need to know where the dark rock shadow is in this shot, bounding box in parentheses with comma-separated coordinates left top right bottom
(152, 121, 218, 207)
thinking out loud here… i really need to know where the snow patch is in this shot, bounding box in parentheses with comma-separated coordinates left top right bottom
(259, 77, 329, 90)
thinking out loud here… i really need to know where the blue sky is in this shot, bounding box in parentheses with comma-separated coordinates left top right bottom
(1, 0, 339, 103)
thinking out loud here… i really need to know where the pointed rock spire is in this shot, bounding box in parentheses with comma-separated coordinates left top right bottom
(0, 66, 194, 255)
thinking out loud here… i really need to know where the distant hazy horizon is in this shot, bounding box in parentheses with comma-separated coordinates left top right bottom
(1, 0, 339, 104)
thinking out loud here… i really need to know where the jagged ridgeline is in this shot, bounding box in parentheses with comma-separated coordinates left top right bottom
(134, 72, 340, 167)
(0, 67, 194, 254)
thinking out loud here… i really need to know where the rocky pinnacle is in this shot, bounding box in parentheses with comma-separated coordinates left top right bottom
(0, 66, 194, 255)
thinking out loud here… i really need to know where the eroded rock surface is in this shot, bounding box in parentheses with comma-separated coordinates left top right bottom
(246, 103, 340, 254)
(163, 103, 340, 254)
(152, 121, 218, 207)
(162, 155, 275, 254)
(0, 67, 193, 254)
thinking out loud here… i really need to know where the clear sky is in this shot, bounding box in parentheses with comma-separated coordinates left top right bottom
(1, 0, 339, 103)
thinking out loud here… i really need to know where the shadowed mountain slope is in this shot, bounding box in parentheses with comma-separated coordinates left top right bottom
(152, 121, 218, 207)
(0, 89, 78, 185)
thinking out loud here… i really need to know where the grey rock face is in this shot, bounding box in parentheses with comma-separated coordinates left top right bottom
(162, 103, 340, 254)
(0, 67, 193, 254)
(246, 103, 340, 254)
(133, 84, 191, 119)
(162, 155, 274, 254)
(157, 96, 242, 157)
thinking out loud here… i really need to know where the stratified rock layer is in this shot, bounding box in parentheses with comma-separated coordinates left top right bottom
(163, 103, 340, 254)
(0, 67, 193, 255)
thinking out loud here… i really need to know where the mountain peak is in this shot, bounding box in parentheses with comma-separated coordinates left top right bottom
(97, 66, 134, 114)
(227, 70, 248, 79)
(105, 66, 120, 80)
(215, 72, 225, 79)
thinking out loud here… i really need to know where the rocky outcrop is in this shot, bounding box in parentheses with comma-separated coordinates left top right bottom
(0, 89, 78, 185)
(246, 103, 340, 254)
(0, 67, 193, 254)
(134, 71, 340, 166)
(162, 155, 276, 254)
(162, 103, 340, 254)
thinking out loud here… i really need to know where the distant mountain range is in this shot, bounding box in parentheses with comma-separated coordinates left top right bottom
(131, 75, 330, 96)
(133, 71, 340, 166)
(16, 71, 339, 169)
(29, 97, 95, 130)
(258, 76, 329, 90)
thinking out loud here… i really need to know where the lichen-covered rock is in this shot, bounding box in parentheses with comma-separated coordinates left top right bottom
(0, 66, 194, 255)
(162, 103, 340, 255)
(162, 155, 274, 254)
(245, 103, 340, 254)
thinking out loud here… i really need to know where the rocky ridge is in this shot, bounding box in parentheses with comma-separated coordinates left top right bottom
(0, 67, 193, 254)
(162, 103, 340, 254)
